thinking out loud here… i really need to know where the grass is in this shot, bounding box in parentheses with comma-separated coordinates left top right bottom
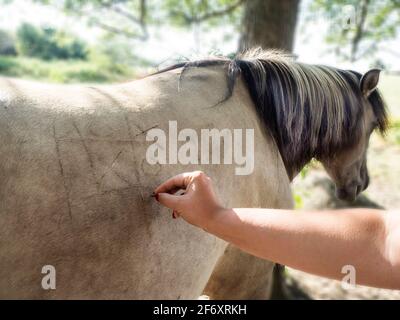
(388, 119, 400, 145)
(379, 74, 400, 146)
(380, 73, 400, 119)
(0, 55, 135, 83)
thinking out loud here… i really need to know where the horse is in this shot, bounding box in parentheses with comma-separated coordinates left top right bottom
(0, 49, 387, 299)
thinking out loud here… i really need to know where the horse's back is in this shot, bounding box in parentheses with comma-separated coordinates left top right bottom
(0, 70, 292, 299)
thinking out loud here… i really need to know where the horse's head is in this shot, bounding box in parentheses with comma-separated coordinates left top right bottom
(320, 69, 387, 201)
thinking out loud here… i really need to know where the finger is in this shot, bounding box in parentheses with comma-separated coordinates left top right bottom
(157, 192, 186, 210)
(154, 173, 186, 194)
(154, 172, 193, 194)
(166, 187, 185, 195)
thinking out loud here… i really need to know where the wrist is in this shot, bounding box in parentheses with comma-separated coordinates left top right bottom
(203, 207, 232, 233)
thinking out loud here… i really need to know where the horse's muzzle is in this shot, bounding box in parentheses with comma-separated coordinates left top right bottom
(336, 186, 358, 202)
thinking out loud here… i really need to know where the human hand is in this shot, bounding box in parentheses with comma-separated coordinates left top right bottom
(153, 171, 226, 229)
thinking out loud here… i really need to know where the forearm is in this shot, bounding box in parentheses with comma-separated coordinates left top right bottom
(206, 208, 400, 289)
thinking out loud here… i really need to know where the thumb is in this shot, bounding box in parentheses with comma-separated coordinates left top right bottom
(156, 192, 182, 210)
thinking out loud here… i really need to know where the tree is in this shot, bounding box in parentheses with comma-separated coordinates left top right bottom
(35, 0, 244, 41)
(0, 29, 17, 56)
(34, 0, 300, 53)
(239, 0, 300, 52)
(16, 23, 88, 60)
(310, 0, 400, 61)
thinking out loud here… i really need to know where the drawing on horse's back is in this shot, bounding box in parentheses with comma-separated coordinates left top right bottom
(0, 49, 388, 299)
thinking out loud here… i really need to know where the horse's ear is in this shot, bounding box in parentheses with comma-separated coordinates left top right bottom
(360, 69, 381, 98)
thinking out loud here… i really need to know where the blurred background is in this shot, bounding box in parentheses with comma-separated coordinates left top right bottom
(0, 0, 399, 299)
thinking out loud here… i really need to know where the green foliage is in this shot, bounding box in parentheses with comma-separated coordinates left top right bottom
(299, 159, 319, 179)
(34, 0, 243, 39)
(300, 165, 310, 179)
(0, 55, 18, 72)
(389, 119, 400, 145)
(16, 23, 88, 60)
(163, 0, 243, 27)
(309, 0, 400, 61)
(0, 55, 134, 83)
(92, 35, 152, 67)
(0, 29, 17, 55)
(293, 192, 304, 209)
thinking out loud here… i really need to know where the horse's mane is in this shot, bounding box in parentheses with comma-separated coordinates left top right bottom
(153, 48, 388, 176)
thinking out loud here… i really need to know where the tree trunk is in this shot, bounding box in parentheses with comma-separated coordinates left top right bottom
(239, 0, 300, 52)
(351, 0, 369, 61)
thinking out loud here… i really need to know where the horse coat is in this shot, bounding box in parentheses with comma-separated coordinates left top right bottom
(0, 66, 293, 299)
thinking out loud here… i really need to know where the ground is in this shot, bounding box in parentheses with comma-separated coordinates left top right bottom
(284, 73, 400, 300)
(283, 268, 400, 300)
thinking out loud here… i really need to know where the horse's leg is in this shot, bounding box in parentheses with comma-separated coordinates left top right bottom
(203, 158, 293, 300)
(203, 244, 275, 300)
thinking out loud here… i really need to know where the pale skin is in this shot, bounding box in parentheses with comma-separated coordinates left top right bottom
(154, 171, 400, 290)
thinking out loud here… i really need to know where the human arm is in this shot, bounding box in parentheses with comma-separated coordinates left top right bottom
(154, 171, 400, 289)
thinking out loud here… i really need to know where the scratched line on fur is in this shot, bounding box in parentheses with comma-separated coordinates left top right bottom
(99, 150, 124, 188)
(52, 123, 73, 220)
(72, 121, 101, 192)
